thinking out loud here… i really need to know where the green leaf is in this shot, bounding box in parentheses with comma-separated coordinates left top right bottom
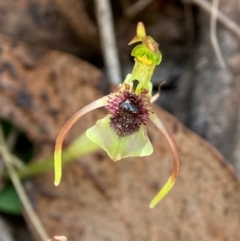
(0, 184, 22, 215)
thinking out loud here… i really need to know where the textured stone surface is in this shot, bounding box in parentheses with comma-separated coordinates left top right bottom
(0, 34, 107, 145)
(0, 0, 99, 55)
(31, 105, 240, 241)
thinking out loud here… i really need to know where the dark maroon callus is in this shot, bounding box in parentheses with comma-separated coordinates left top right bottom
(106, 90, 152, 137)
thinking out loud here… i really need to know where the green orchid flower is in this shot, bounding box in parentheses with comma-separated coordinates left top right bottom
(54, 22, 180, 208)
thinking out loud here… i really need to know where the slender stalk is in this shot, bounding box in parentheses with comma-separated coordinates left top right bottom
(149, 113, 180, 208)
(210, 0, 226, 68)
(54, 97, 108, 186)
(94, 0, 121, 85)
(10, 133, 100, 180)
(0, 124, 49, 241)
(190, 0, 240, 40)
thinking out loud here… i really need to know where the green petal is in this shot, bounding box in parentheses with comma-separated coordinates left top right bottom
(86, 115, 153, 161)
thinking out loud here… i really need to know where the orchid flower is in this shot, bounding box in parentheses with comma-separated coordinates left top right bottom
(54, 22, 180, 208)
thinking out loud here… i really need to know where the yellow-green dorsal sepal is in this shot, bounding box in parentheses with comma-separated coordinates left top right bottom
(129, 22, 162, 66)
(128, 22, 147, 45)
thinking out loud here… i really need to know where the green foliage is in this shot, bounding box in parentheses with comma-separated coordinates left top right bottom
(0, 121, 33, 215)
(0, 184, 22, 215)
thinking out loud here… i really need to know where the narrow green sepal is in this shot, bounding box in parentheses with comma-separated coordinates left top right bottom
(86, 115, 153, 161)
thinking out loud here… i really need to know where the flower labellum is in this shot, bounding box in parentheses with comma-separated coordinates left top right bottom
(86, 82, 154, 161)
(54, 22, 180, 208)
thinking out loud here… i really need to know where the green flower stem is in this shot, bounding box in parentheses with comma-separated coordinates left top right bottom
(4, 133, 100, 180)
(125, 60, 156, 95)
(131, 60, 156, 86)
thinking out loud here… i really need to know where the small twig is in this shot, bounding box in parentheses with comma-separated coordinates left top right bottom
(210, 0, 226, 68)
(151, 81, 166, 103)
(0, 124, 49, 241)
(8, 155, 25, 169)
(94, 0, 122, 85)
(3, 132, 100, 181)
(123, 0, 155, 18)
(189, 0, 240, 40)
(6, 129, 18, 150)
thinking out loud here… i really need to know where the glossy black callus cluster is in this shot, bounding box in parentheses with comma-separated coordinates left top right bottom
(106, 90, 152, 137)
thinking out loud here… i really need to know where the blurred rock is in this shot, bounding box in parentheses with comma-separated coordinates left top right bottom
(0, 0, 99, 56)
(0, 33, 108, 145)
(31, 104, 240, 241)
